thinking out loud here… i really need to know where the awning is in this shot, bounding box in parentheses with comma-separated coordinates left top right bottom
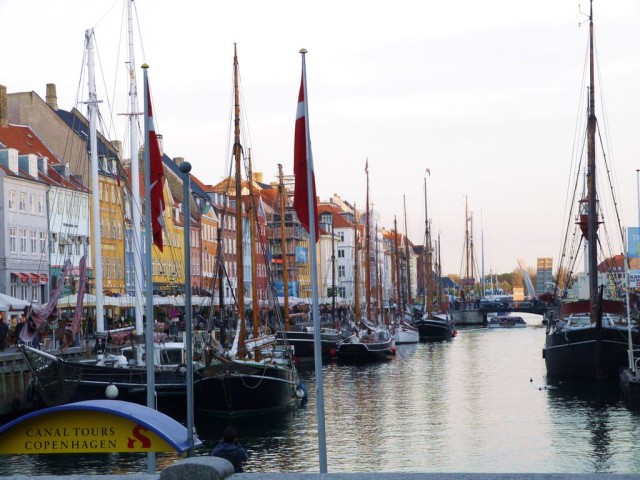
(13, 273, 29, 283)
(29, 273, 39, 284)
(38, 273, 48, 284)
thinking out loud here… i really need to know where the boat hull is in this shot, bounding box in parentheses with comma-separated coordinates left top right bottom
(194, 360, 299, 415)
(276, 329, 340, 360)
(543, 327, 639, 379)
(394, 326, 419, 344)
(25, 357, 188, 411)
(414, 318, 454, 341)
(336, 338, 394, 360)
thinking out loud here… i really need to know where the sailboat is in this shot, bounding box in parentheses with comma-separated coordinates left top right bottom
(337, 162, 395, 359)
(193, 46, 302, 413)
(542, 0, 640, 380)
(274, 165, 341, 361)
(20, 7, 192, 412)
(414, 172, 455, 341)
(391, 213, 419, 345)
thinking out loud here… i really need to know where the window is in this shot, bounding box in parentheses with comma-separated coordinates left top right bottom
(20, 228, 27, 253)
(106, 258, 111, 279)
(30, 194, 36, 214)
(30, 230, 37, 253)
(10, 278, 17, 298)
(39, 231, 47, 254)
(8, 191, 15, 210)
(9, 227, 16, 253)
(338, 249, 345, 258)
(338, 232, 345, 242)
(338, 265, 346, 278)
(38, 196, 45, 215)
(19, 193, 27, 212)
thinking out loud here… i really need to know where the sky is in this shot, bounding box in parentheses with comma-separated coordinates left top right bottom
(2, 0, 640, 277)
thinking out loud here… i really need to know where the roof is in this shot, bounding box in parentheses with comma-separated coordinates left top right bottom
(0, 124, 86, 190)
(317, 203, 355, 229)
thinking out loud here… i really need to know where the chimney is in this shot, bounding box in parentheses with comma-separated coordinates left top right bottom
(173, 156, 184, 166)
(157, 134, 164, 155)
(0, 85, 8, 128)
(46, 83, 58, 111)
(253, 172, 264, 183)
(111, 140, 122, 158)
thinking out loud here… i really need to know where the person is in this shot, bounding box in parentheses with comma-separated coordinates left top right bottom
(210, 426, 248, 473)
(15, 314, 26, 344)
(0, 315, 8, 351)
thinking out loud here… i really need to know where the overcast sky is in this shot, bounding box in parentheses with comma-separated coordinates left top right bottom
(3, 0, 640, 277)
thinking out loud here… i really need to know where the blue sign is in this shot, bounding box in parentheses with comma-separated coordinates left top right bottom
(295, 246, 308, 263)
(273, 281, 299, 297)
(628, 227, 640, 258)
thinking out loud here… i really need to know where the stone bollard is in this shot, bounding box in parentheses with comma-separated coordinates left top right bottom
(160, 456, 235, 480)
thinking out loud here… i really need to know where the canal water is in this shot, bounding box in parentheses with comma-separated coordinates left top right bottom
(2, 313, 640, 475)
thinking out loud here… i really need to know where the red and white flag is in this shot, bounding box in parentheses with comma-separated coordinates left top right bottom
(293, 67, 319, 240)
(144, 73, 166, 252)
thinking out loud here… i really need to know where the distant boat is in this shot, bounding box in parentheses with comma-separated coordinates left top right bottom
(337, 165, 395, 360)
(542, 1, 640, 380)
(414, 173, 455, 341)
(487, 313, 526, 329)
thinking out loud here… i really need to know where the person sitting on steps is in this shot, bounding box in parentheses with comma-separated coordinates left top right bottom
(210, 426, 249, 473)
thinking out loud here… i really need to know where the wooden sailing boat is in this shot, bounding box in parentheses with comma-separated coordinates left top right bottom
(337, 162, 395, 359)
(543, 0, 640, 379)
(414, 172, 455, 341)
(20, 13, 191, 412)
(194, 45, 302, 413)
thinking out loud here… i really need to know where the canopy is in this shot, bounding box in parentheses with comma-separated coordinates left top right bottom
(0, 293, 33, 312)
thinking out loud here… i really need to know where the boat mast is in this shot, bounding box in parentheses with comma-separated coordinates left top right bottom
(403, 195, 412, 307)
(85, 29, 105, 337)
(437, 233, 443, 312)
(247, 150, 260, 350)
(232, 44, 246, 357)
(463, 196, 470, 301)
(354, 204, 360, 323)
(424, 176, 432, 317)
(126, 0, 144, 350)
(365, 161, 371, 320)
(277, 164, 290, 330)
(586, 0, 598, 325)
(393, 216, 402, 319)
(217, 224, 226, 348)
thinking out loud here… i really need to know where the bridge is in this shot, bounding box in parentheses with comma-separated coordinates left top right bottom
(477, 299, 549, 316)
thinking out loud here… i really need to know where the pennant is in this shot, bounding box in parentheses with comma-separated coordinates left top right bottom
(144, 74, 166, 252)
(293, 69, 319, 240)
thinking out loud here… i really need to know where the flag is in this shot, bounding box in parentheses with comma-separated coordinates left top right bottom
(293, 67, 319, 240)
(144, 73, 166, 252)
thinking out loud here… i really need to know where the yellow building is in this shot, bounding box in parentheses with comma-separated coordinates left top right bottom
(96, 158, 126, 296)
(150, 177, 185, 295)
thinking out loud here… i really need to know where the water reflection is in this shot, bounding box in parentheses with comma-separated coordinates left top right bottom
(3, 314, 640, 475)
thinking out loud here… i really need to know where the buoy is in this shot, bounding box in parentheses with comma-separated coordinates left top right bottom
(329, 348, 337, 357)
(390, 346, 397, 355)
(105, 383, 119, 399)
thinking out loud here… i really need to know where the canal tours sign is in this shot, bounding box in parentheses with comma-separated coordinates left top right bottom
(0, 400, 201, 455)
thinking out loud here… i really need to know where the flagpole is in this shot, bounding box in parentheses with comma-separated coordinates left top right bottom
(142, 64, 156, 474)
(300, 48, 328, 473)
